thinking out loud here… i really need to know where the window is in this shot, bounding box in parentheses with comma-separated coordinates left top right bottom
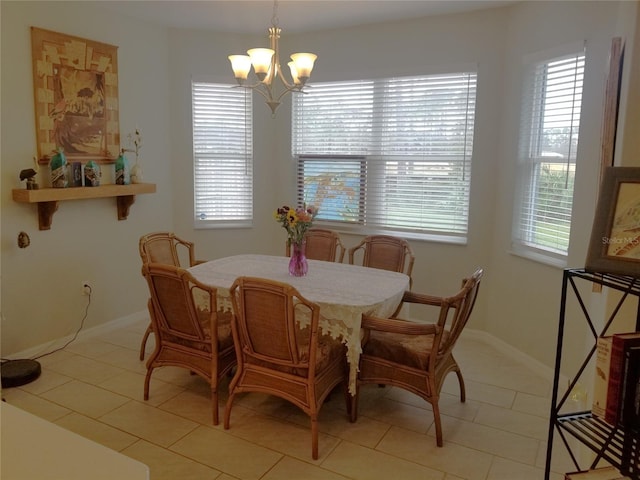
(512, 50, 585, 262)
(292, 72, 477, 241)
(192, 81, 253, 228)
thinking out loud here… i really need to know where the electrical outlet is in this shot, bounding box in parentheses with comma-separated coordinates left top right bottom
(82, 282, 92, 296)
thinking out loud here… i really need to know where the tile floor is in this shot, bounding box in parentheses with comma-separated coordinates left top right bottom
(2, 318, 577, 480)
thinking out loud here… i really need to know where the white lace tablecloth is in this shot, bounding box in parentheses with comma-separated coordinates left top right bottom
(188, 254, 410, 394)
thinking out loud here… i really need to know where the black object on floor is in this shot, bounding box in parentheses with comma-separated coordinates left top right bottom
(1, 359, 41, 388)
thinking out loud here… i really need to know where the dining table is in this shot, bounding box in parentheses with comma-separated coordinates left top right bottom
(188, 254, 410, 394)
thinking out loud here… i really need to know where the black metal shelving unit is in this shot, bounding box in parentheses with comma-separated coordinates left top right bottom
(544, 268, 640, 480)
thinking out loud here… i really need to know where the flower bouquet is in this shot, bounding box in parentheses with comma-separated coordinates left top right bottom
(274, 204, 318, 276)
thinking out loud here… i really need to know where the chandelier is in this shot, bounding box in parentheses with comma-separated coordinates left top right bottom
(228, 0, 317, 115)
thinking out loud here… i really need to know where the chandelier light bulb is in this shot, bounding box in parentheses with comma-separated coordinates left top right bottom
(288, 61, 300, 85)
(227, 0, 317, 115)
(247, 48, 275, 81)
(290, 53, 317, 83)
(228, 55, 252, 82)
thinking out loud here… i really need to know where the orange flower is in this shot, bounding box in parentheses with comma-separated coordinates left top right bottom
(274, 203, 318, 245)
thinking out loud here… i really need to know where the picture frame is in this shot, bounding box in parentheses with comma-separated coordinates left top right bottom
(30, 27, 120, 164)
(586, 167, 640, 277)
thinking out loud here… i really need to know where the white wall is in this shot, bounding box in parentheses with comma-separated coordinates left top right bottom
(1, 1, 637, 372)
(166, 28, 283, 261)
(1, 1, 173, 355)
(620, 3, 640, 166)
(167, 6, 510, 332)
(488, 1, 639, 371)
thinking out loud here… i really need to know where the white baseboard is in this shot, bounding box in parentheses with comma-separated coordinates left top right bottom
(463, 327, 556, 381)
(9, 314, 558, 387)
(6, 310, 149, 361)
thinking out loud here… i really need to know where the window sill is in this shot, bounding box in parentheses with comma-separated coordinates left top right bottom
(315, 222, 468, 245)
(509, 248, 567, 269)
(194, 221, 253, 230)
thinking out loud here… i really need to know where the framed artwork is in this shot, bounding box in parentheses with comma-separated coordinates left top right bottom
(586, 167, 640, 277)
(30, 27, 119, 163)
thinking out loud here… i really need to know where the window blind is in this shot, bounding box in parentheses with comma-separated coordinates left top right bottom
(192, 81, 253, 227)
(292, 73, 477, 239)
(514, 52, 584, 257)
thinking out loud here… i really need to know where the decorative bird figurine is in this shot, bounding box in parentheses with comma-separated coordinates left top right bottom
(19, 156, 40, 189)
(19, 168, 37, 181)
(19, 168, 38, 190)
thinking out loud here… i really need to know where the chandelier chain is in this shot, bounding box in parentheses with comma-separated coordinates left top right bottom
(271, 0, 279, 27)
(228, 0, 316, 115)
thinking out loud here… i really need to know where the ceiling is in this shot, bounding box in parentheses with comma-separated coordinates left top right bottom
(98, 0, 518, 34)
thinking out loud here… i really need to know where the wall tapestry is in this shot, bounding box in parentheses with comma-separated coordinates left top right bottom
(30, 27, 119, 163)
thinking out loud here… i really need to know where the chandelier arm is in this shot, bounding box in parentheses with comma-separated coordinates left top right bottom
(274, 85, 301, 104)
(228, 0, 315, 115)
(275, 66, 295, 90)
(263, 57, 277, 86)
(233, 81, 265, 90)
(235, 80, 297, 105)
(232, 82, 275, 103)
(264, 26, 281, 87)
(252, 85, 276, 103)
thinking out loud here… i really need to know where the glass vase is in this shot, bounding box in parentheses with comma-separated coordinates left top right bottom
(130, 161, 143, 184)
(289, 240, 308, 277)
(49, 149, 68, 188)
(115, 153, 130, 185)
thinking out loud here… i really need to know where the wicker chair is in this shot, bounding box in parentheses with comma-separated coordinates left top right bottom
(286, 228, 346, 263)
(138, 232, 206, 360)
(348, 235, 415, 288)
(351, 268, 483, 447)
(224, 276, 350, 459)
(141, 262, 236, 425)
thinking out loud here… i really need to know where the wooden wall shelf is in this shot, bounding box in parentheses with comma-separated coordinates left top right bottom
(12, 183, 156, 230)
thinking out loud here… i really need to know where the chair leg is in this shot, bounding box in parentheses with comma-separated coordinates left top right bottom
(224, 367, 242, 429)
(455, 369, 466, 403)
(143, 367, 154, 401)
(311, 414, 319, 460)
(349, 395, 358, 423)
(432, 398, 444, 447)
(342, 360, 355, 421)
(223, 393, 235, 429)
(212, 385, 219, 426)
(139, 324, 153, 361)
(347, 385, 358, 423)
